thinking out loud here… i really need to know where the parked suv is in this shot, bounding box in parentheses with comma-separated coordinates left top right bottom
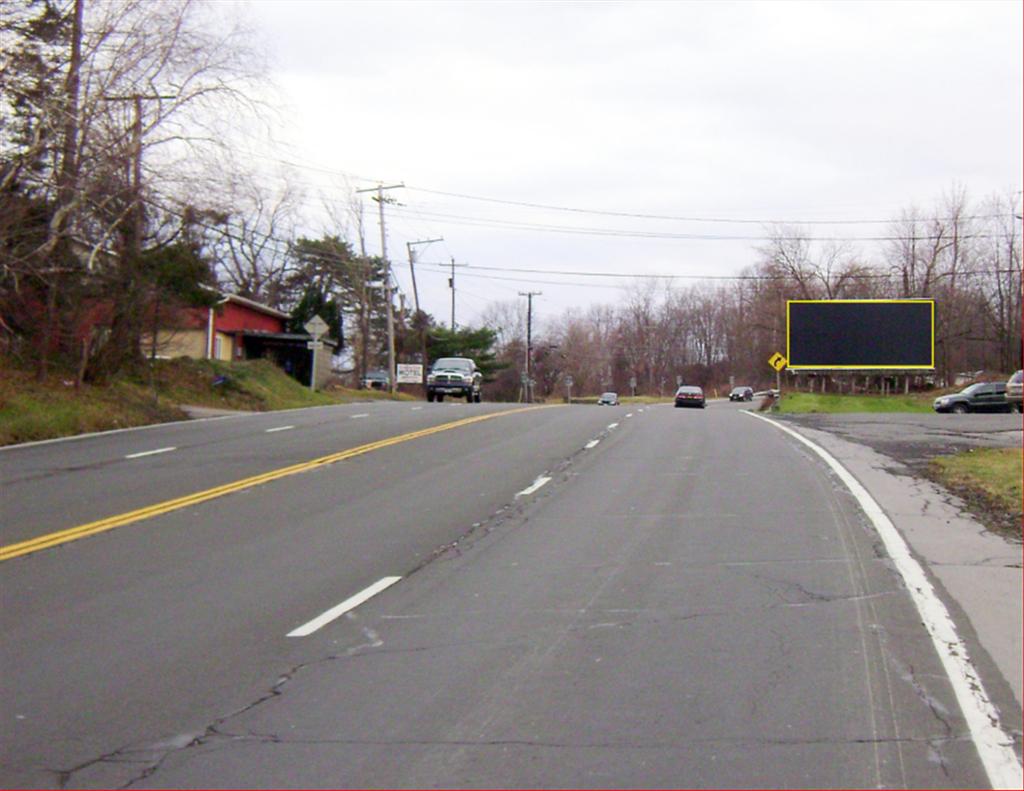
(932, 382, 1011, 414)
(426, 357, 482, 403)
(1007, 370, 1023, 413)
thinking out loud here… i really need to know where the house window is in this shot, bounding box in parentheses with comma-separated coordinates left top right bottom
(213, 336, 222, 359)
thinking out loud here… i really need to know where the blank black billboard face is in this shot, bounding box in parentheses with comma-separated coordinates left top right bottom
(787, 300, 934, 369)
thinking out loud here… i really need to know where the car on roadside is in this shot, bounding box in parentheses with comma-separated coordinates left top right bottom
(729, 386, 754, 402)
(597, 392, 620, 406)
(1006, 370, 1023, 413)
(932, 381, 1011, 414)
(361, 370, 390, 390)
(674, 385, 706, 409)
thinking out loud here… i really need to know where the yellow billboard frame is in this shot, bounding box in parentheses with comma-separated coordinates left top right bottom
(786, 298, 935, 370)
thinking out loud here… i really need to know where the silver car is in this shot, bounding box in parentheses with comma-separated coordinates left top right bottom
(597, 392, 619, 406)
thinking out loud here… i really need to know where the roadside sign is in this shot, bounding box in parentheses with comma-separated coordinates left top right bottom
(304, 316, 328, 339)
(787, 299, 934, 369)
(565, 375, 573, 387)
(306, 341, 324, 350)
(768, 352, 788, 372)
(396, 363, 423, 384)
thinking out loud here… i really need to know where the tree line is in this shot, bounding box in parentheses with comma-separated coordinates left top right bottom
(480, 190, 1021, 400)
(2, 1, 1019, 398)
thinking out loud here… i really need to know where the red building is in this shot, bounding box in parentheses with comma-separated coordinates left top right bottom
(151, 294, 336, 387)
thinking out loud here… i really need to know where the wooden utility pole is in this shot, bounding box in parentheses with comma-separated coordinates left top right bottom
(449, 258, 468, 330)
(356, 183, 403, 393)
(407, 238, 443, 382)
(519, 291, 542, 403)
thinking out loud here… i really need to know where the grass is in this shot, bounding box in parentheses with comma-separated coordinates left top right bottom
(0, 358, 415, 446)
(778, 391, 935, 413)
(151, 358, 340, 411)
(0, 371, 189, 446)
(928, 448, 1023, 540)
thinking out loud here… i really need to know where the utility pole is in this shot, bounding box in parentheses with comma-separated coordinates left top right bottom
(407, 238, 443, 383)
(356, 183, 403, 393)
(406, 238, 442, 318)
(449, 258, 468, 331)
(519, 291, 542, 403)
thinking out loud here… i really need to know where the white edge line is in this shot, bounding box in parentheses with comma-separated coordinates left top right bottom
(515, 475, 552, 498)
(124, 446, 176, 459)
(584, 439, 600, 449)
(288, 576, 402, 637)
(743, 411, 1023, 789)
(265, 425, 294, 433)
(411, 406, 423, 411)
(350, 413, 370, 419)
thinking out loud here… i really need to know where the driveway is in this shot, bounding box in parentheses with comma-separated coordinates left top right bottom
(776, 412, 1022, 470)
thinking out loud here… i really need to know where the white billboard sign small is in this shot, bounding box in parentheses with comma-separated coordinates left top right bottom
(396, 363, 423, 384)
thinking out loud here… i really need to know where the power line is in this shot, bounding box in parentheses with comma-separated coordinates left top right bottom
(177, 138, 1017, 228)
(404, 185, 1014, 226)
(421, 261, 1020, 283)
(387, 206, 1008, 243)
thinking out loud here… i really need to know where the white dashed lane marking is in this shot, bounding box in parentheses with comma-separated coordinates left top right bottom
(515, 476, 552, 498)
(288, 577, 402, 637)
(124, 447, 176, 459)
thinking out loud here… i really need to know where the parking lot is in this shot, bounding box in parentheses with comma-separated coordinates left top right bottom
(777, 411, 1022, 472)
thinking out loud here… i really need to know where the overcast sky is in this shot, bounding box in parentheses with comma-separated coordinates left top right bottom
(235, 0, 1022, 330)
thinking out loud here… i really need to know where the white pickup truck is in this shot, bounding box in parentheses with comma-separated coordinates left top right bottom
(426, 357, 483, 403)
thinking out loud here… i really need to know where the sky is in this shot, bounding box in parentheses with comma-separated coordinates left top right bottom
(232, 0, 1022, 331)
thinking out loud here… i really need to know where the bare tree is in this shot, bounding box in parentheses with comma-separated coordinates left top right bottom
(1, 0, 269, 379)
(212, 172, 302, 308)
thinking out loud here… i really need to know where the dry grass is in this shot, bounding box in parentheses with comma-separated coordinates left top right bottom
(928, 448, 1023, 541)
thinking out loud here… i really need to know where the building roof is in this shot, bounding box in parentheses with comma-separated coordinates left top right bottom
(220, 293, 291, 320)
(235, 330, 337, 348)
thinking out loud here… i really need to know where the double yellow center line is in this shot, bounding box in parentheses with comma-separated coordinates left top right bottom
(1, 406, 552, 563)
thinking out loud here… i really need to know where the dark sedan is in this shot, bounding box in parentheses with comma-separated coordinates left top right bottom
(674, 385, 706, 408)
(932, 382, 1011, 413)
(729, 386, 753, 402)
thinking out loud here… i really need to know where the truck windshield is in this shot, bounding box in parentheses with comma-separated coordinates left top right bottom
(433, 358, 472, 371)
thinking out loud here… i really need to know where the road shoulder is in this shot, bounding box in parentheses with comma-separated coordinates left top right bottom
(776, 420, 1022, 721)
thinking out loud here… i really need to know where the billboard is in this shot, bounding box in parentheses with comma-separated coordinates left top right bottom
(786, 299, 934, 370)
(396, 363, 424, 384)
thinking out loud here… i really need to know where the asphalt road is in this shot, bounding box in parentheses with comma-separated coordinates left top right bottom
(0, 400, 1016, 788)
